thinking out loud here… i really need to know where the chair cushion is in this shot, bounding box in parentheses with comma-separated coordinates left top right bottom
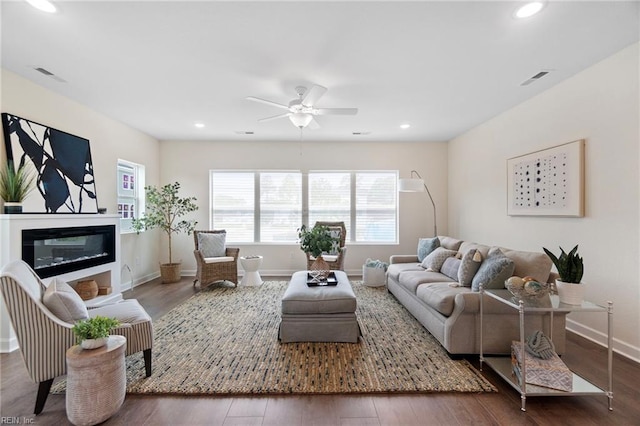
(471, 248, 515, 291)
(416, 282, 469, 317)
(42, 277, 89, 323)
(204, 256, 235, 264)
(386, 262, 424, 281)
(89, 299, 151, 324)
(198, 232, 226, 257)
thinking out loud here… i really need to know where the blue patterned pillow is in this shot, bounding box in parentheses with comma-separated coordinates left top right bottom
(417, 237, 440, 262)
(198, 232, 226, 257)
(471, 248, 514, 291)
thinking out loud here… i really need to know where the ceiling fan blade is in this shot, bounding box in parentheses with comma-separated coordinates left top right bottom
(314, 108, 358, 116)
(246, 96, 290, 110)
(301, 84, 327, 107)
(307, 117, 321, 130)
(258, 112, 291, 122)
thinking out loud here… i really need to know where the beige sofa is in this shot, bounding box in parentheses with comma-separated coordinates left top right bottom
(387, 236, 566, 356)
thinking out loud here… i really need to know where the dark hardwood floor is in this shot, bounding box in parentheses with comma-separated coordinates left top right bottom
(1, 276, 638, 425)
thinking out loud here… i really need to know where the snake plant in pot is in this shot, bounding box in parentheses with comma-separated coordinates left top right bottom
(543, 245, 584, 305)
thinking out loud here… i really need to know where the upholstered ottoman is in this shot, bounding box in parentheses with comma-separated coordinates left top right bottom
(279, 270, 360, 343)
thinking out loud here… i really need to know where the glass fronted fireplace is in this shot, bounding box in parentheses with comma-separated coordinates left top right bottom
(22, 225, 116, 278)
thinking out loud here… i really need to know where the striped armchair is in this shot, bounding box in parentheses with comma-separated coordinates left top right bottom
(0, 260, 153, 415)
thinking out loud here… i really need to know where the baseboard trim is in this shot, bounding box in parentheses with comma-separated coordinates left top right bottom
(567, 318, 640, 364)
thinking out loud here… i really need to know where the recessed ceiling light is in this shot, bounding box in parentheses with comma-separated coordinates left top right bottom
(514, 2, 545, 19)
(194, 123, 205, 128)
(25, 0, 57, 13)
(400, 123, 411, 130)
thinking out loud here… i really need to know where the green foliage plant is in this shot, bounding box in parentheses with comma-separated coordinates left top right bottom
(543, 245, 584, 284)
(131, 182, 198, 264)
(72, 316, 120, 343)
(0, 160, 36, 202)
(297, 224, 341, 258)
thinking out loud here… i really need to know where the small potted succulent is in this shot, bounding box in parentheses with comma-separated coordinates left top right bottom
(297, 224, 340, 279)
(0, 160, 36, 213)
(72, 316, 120, 349)
(543, 245, 584, 305)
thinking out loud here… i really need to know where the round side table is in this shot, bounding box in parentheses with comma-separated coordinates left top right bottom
(240, 255, 263, 286)
(66, 335, 126, 426)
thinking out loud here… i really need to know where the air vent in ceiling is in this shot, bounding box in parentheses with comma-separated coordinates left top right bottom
(520, 70, 551, 86)
(34, 67, 66, 83)
(352, 131, 371, 136)
(235, 131, 255, 135)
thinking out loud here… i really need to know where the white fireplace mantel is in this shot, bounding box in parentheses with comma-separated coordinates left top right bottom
(0, 214, 122, 353)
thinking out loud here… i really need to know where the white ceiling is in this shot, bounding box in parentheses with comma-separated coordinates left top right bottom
(1, 1, 639, 143)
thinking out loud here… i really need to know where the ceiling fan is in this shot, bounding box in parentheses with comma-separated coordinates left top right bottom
(246, 84, 358, 129)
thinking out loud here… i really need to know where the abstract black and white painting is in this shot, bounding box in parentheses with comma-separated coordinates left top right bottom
(1, 113, 99, 213)
(507, 140, 584, 217)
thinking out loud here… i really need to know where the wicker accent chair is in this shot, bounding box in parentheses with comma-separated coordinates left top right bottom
(0, 260, 153, 415)
(305, 221, 348, 271)
(193, 230, 239, 288)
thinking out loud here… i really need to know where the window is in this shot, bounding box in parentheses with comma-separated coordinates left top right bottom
(117, 159, 145, 233)
(210, 170, 397, 244)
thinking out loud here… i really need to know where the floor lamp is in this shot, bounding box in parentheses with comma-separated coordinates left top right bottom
(398, 170, 438, 237)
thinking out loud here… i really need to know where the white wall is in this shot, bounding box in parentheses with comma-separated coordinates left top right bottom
(158, 139, 448, 276)
(448, 43, 640, 361)
(0, 69, 162, 286)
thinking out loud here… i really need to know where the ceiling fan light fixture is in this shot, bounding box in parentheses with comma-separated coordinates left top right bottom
(289, 112, 313, 128)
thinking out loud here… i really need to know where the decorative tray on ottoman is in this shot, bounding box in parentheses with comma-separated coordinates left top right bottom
(307, 272, 338, 287)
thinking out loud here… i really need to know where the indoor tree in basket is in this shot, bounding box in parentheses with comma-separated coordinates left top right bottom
(297, 224, 341, 279)
(132, 182, 198, 283)
(72, 316, 120, 350)
(0, 160, 35, 213)
(543, 245, 584, 305)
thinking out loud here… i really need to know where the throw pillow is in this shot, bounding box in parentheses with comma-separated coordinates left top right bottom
(417, 237, 440, 262)
(42, 278, 89, 323)
(198, 232, 226, 257)
(421, 247, 457, 272)
(458, 249, 483, 287)
(440, 257, 462, 281)
(471, 248, 515, 291)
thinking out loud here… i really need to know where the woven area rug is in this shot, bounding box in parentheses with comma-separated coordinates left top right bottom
(53, 280, 495, 395)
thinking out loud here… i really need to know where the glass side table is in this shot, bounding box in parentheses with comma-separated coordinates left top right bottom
(479, 287, 613, 412)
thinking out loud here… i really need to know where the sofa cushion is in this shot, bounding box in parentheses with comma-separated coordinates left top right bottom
(499, 247, 553, 284)
(458, 248, 483, 286)
(387, 262, 424, 281)
(421, 247, 457, 271)
(397, 270, 455, 294)
(471, 248, 515, 291)
(198, 232, 226, 257)
(416, 282, 469, 317)
(417, 237, 440, 262)
(440, 257, 461, 281)
(438, 236, 464, 251)
(43, 277, 89, 323)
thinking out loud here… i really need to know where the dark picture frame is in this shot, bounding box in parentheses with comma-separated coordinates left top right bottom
(1, 113, 99, 213)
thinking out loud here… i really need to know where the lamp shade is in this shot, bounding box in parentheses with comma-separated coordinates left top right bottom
(398, 178, 425, 192)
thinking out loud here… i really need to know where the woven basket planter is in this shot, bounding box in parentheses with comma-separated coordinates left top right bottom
(160, 263, 182, 284)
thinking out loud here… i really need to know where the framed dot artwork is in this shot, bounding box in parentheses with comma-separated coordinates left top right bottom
(507, 139, 585, 217)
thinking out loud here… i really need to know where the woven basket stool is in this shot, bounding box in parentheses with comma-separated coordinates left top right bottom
(66, 335, 126, 426)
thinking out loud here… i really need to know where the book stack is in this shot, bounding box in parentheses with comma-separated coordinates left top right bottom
(511, 341, 573, 392)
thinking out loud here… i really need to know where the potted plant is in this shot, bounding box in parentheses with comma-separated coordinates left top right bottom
(297, 224, 340, 279)
(0, 160, 36, 213)
(132, 182, 198, 283)
(543, 245, 584, 305)
(72, 316, 120, 350)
